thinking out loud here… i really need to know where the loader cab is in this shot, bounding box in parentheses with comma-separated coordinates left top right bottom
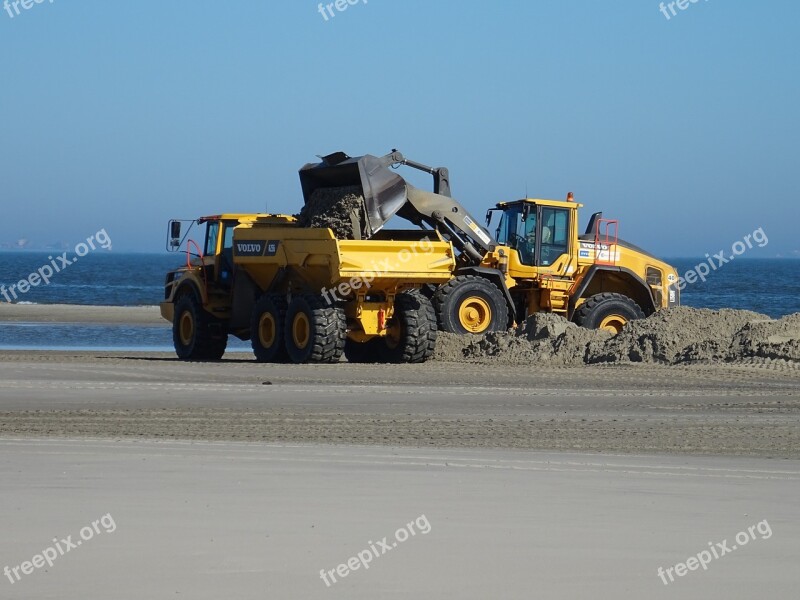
(489, 199, 578, 273)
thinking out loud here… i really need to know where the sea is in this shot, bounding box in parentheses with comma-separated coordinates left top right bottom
(0, 252, 798, 351)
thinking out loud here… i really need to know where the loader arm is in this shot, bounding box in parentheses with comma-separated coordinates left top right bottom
(299, 150, 494, 265)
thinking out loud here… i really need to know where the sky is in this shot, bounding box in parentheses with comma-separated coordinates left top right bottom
(0, 0, 798, 257)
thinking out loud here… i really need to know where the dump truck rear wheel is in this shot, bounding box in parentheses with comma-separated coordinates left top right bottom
(380, 290, 437, 363)
(433, 275, 508, 334)
(250, 294, 288, 363)
(572, 292, 645, 334)
(284, 295, 346, 364)
(172, 294, 227, 360)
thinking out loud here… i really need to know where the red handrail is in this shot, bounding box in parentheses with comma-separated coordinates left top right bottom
(184, 239, 208, 300)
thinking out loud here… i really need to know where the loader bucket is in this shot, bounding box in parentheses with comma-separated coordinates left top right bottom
(299, 152, 409, 237)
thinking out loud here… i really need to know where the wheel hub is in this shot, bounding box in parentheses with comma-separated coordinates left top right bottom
(292, 313, 310, 348)
(179, 311, 194, 346)
(458, 296, 492, 333)
(599, 314, 627, 334)
(259, 313, 276, 348)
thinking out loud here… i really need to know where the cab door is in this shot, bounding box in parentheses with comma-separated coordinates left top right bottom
(535, 206, 571, 274)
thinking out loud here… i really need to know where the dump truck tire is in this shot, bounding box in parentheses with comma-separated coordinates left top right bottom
(172, 294, 227, 360)
(250, 294, 288, 363)
(284, 295, 346, 364)
(344, 338, 382, 363)
(433, 275, 508, 334)
(380, 290, 437, 363)
(572, 292, 645, 334)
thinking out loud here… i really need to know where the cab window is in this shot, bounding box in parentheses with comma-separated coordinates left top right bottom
(496, 205, 536, 266)
(539, 208, 568, 266)
(204, 222, 220, 256)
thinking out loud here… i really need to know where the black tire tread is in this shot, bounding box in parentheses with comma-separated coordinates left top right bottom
(572, 292, 645, 329)
(250, 294, 288, 363)
(432, 275, 509, 334)
(381, 289, 437, 364)
(286, 294, 346, 364)
(172, 294, 227, 360)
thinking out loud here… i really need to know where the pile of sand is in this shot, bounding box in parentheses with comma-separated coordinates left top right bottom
(433, 307, 800, 366)
(296, 186, 366, 240)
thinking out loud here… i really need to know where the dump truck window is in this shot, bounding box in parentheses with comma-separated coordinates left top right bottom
(223, 223, 235, 250)
(204, 222, 220, 256)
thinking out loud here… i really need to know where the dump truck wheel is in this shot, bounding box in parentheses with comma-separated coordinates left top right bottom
(284, 295, 346, 364)
(380, 290, 437, 363)
(572, 292, 645, 334)
(172, 294, 227, 360)
(433, 275, 508, 334)
(250, 294, 288, 363)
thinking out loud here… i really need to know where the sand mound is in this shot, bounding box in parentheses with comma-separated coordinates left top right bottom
(296, 186, 366, 240)
(433, 308, 800, 366)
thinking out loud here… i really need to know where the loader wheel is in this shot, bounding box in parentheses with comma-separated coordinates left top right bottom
(284, 295, 346, 364)
(572, 292, 645, 334)
(250, 294, 288, 363)
(433, 275, 509, 334)
(379, 290, 437, 363)
(172, 294, 227, 360)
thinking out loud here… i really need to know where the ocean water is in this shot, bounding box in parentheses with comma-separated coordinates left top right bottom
(0, 251, 797, 350)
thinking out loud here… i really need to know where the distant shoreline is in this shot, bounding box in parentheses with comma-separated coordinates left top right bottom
(0, 303, 164, 326)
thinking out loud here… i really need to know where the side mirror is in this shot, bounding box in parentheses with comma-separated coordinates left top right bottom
(169, 220, 182, 249)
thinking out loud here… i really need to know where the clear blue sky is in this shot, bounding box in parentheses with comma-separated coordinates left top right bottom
(1, 0, 798, 256)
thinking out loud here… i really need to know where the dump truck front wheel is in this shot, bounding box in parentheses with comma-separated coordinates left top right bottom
(284, 295, 346, 364)
(434, 275, 508, 334)
(380, 290, 437, 363)
(172, 294, 227, 360)
(250, 294, 288, 363)
(572, 292, 645, 334)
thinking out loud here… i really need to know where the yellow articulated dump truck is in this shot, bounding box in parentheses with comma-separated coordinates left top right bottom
(160, 214, 455, 363)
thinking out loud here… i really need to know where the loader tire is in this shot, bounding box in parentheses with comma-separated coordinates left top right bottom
(572, 292, 645, 335)
(344, 338, 382, 363)
(380, 290, 437, 363)
(172, 294, 227, 360)
(433, 275, 508, 334)
(250, 294, 288, 363)
(284, 295, 346, 364)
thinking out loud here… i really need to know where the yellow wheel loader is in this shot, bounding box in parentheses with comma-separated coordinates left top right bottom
(160, 214, 454, 363)
(299, 150, 680, 335)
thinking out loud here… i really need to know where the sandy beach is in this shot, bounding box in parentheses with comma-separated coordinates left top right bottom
(0, 303, 164, 325)
(2, 304, 798, 599)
